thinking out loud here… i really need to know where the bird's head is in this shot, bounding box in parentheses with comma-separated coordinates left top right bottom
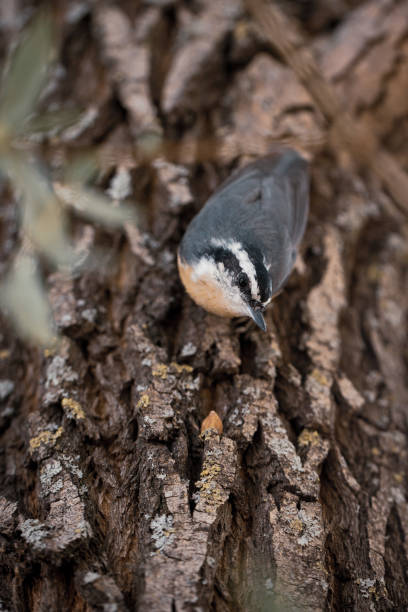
(178, 239, 272, 331)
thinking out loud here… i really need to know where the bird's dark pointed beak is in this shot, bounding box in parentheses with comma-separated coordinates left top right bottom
(248, 307, 267, 332)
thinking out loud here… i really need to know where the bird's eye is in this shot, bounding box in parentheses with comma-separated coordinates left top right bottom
(237, 273, 248, 288)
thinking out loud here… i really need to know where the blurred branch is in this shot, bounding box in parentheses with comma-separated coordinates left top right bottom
(0, 250, 59, 348)
(3, 150, 78, 267)
(0, 10, 138, 346)
(54, 182, 137, 227)
(0, 10, 55, 135)
(24, 108, 84, 135)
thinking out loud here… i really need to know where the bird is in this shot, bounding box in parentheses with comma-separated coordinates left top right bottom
(177, 149, 309, 331)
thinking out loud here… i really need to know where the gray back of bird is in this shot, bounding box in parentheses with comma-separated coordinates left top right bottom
(180, 149, 309, 295)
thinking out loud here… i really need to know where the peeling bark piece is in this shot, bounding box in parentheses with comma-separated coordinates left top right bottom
(269, 492, 328, 610)
(242, 320, 282, 381)
(204, 315, 241, 376)
(299, 429, 330, 478)
(370, 252, 408, 420)
(0, 497, 17, 536)
(331, 444, 360, 494)
(194, 431, 237, 518)
(127, 326, 199, 441)
(302, 228, 346, 431)
(93, 5, 162, 138)
(305, 228, 346, 372)
(231, 377, 327, 499)
(48, 273, 78, 330)
(27, 418, 64, 462)
(18, 460, 92, 561)
(162, 1, 241, 121)
(48, 272, 97, 336)
(75, 569, 126, 611)
(122, 321, 167, 380)
(304, 368, 333, 430)
(19, 476, 91, 559)
(44, 473, 91, 555)
(152, 159, 192, 211)
(175, 305, 241, 376)
(136, 386, 177, 441)
(216, 53, 324, 162)
(335, 374, 365, 413)
(150, 158, 193, 243)
(125, 223, 155, 266)
(41, 340, 87, 408)
(140, 433, 239, 611)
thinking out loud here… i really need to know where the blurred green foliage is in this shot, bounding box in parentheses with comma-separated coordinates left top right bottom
(0, 11, 136, 347)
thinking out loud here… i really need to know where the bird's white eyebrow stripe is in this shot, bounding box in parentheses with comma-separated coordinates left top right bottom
(191, 256, 219, 282)
(210, 238, 260, 300)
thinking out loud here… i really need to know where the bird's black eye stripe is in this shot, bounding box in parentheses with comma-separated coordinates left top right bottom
(244, 243, 271, 303)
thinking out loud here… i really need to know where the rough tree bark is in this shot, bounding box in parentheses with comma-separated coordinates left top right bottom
(1, 0, 408, 610)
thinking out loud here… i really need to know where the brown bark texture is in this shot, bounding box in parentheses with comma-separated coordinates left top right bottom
(1, 0, 408, 610)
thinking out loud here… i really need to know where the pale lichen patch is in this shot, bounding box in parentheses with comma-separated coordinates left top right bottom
(310, 368, 330, 387)
(137, 394, 150, 409)
(62, 397, 85, 420)
(170, 362, 193, 374)
(40, 459, 63, 494)
(46, 355, 78, 387)
(298, 429, 320, 448)
(29, 427, 63, 451)
(0, 379, 14, 400)
(195, 450, 224, 512)
(19, 519, 49, 550)
(152, 364, 168, 379)
(150, 514, 175, 552)
(290, 518, 304, 533)
(355, 577, 377, 600)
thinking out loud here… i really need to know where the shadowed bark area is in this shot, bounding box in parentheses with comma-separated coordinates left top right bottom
(1, 0, 408, 610)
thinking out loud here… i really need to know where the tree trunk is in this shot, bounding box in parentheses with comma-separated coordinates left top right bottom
(1, 0, 408, 610)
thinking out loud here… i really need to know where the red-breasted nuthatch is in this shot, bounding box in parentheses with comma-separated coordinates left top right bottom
(178, 149, 309, 331)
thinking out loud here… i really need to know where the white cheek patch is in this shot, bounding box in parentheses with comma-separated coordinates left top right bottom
(221, 278, 247, 315)
(210, 238, 260, 300)
(193, 255, 248, 317)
